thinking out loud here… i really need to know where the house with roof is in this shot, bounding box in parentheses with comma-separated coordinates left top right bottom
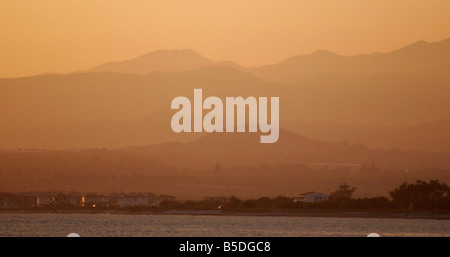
(294, 191, 329, 203)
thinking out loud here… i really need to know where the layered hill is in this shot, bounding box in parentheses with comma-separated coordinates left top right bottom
(123, 129, 450, 170)
(0, 39, 449, 152)
(249, 38, 450, 84)
(89, 49, 241, 74)
(283, 119, 450, 153)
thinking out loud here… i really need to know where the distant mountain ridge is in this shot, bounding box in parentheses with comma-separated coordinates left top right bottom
(0, 38, 449, 152)
(89, 49, 239, 74)
(249, 38, 450, 84)
(87, 39, 450, 84)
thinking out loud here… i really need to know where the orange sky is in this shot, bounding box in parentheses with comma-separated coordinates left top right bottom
(0, 0, 449, 78)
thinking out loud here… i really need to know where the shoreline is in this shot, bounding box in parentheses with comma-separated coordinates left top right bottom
(1, 209, 450, 220)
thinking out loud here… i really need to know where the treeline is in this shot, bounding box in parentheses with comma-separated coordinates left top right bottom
(159, 196, 394, 211)
(159, 180, 450, 211)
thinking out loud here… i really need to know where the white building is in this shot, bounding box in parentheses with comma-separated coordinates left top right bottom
(294, 192, 328, 203)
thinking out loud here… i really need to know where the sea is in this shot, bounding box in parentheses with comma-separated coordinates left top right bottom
(0, 213, 449, 237)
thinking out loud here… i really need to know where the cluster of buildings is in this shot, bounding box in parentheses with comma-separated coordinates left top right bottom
(0, 192, 176, 209)
(0, 191, 330, 209)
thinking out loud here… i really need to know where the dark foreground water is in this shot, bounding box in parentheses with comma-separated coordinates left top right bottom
(0, 213, 449, 237)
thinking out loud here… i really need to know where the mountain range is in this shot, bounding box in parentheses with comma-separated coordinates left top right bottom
(89, 48, 243, 74)
(0, 38, 449, 155)
(88, 39, 450, 84)
(250, 39, 450, 84)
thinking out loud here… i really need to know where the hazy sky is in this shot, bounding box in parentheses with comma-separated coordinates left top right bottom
(1, 0, 449, 77)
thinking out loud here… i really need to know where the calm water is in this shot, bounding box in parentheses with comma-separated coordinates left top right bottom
(0, 213, 449, 237)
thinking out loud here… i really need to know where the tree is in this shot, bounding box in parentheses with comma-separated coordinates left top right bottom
(329, 183, 356, 200)
(389, 180, 449, 210)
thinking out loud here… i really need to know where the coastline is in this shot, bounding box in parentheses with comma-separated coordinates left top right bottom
(1, 209, 450, 220)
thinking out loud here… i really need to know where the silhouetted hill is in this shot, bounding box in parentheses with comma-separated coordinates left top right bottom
(249, 38, 450, 84)
(2, 110, 448, 153)
(90, 49, 216, 74)
(0, 110, 201, 149)
(0, 66, 279, 130)
(89, 49, 246, 74)
(1, 65, 450, 149)
(282, 119, 450, 153)
(88, 39, 450, 82)
(1, 39, 450, 150)
(124, 129, 450, 170)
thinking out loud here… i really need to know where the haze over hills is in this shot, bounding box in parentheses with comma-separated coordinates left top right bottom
(0, 38, 449, 153)
(1, 128, 449, 199)
(2, 113, 449, 153)
(86, 39, 450, 84)
(123, 128, 450, 170)
(1, 65, 448, 128)
(0, 67, 280, 129)
(249, 38, 450, 84)
(89, 49, 241, 74)
(0, 111, 201, 149)
(282, 119, 450, 153)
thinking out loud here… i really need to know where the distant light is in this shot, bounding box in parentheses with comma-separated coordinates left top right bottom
(367, 233, 380, 237)
(67, 233, 80, 237)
